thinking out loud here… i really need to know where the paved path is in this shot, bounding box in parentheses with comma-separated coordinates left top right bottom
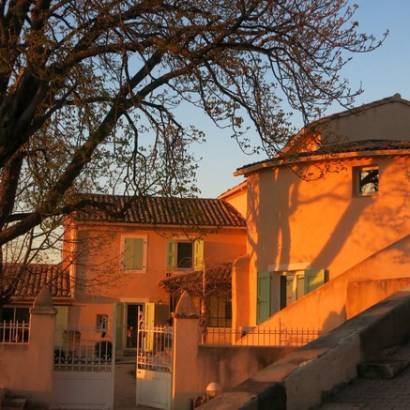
(320, 344, 410, 410)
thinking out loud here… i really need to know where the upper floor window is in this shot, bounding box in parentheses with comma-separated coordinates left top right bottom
(355, 166, 379, 196)
(176, 242, 193, 268)
(122, 236, 147, 272)
(167, 239, 204, 271)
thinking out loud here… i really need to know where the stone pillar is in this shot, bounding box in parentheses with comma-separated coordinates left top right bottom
(172, 291, 200, 410)
(28, 287, 57, 408)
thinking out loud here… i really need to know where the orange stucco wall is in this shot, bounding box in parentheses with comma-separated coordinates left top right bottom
(220, 185, 248, 218)
(69, 223, 246, 305)
(247, 232, 410, 332)
(242, 154, 410, 326)
(346, 277, 410, 319)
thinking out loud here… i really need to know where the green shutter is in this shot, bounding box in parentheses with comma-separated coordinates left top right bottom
(304, 269, 326, 294)
(257, 272, 270, 324)
(194, 239, 204, 271)
(115, 303, 124, 353)
(123, 238, 144, 270)
(166, 241, 177, 271)
(144, 303, 155, 351)
(133, 238, 144, 270)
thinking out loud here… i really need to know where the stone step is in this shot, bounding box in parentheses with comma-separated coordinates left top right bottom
(357, 360, 409, 379)
(2, 397, 27, 410)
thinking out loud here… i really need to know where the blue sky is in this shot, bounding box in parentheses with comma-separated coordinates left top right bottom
(193, 0, 410, 198)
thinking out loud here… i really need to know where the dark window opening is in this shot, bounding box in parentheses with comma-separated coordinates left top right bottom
(176, 242, 193, 268)
(1, 306, 29, 322)
(126, 304, 143, 348)
(206, 295, 232, 328)
(357, 166, 379, 196)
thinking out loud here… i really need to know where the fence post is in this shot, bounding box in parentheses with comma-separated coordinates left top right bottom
(172, 291, 200, 410)
(29, 287, 57, 407)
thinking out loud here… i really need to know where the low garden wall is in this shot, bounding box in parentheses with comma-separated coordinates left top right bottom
(199, 287, 410, 410)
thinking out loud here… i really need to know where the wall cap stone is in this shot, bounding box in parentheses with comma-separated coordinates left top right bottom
(31, 287, 57, 315)
(174, 291, 199, 318)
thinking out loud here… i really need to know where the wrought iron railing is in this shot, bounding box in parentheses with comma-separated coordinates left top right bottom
(201, 326, 321, 347)
(0, 321, 29, 344)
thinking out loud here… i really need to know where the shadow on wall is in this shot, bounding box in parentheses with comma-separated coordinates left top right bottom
(322, 309, 346, 333)
(248, 156, 410, 286)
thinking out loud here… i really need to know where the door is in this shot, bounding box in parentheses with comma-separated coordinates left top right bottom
(125, 304, 143, 349)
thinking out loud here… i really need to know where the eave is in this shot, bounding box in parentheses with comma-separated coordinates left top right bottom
(235, 148, 410, 177)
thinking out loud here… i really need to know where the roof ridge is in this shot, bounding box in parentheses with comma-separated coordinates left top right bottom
(74, 194, 246, 227)
(308, 93, 409, 127)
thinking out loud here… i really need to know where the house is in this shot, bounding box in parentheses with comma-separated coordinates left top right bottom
(0, 263, 72, 328)
(61, 194, 247, 355)
(230, 93, 410, 331)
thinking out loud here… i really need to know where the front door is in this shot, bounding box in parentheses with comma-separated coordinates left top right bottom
(125, 304, 143, 349)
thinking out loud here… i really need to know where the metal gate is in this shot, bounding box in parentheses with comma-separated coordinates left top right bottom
(52, 323, 115, 410)
(136, 325, 173, 410)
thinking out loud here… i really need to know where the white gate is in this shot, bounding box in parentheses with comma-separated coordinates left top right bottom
(52, 324, 115, 410)
(136, 325, 173, 410)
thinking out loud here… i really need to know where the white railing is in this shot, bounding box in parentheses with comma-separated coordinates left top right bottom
(54, 326, 113, 372)
(0, 321, 29, 344)
(201, 327, 321, 347)
(137, 325, 173, 373)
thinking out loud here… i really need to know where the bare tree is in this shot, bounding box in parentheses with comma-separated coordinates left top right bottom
(0, 0, 385, 294)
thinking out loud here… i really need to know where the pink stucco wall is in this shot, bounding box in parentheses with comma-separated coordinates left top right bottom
(0, 304, 56, 407)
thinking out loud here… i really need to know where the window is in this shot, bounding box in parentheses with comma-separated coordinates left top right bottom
(284, 271, 306, 306)
(280, 269, 327, 309)
(1, 306, 29, 323)
(167, 239, 204, 271)
(177, 242, 193, 268)
(257, 269, 327, 323)
(169, 293, 231, 328)
(355, 166, 379, 196)
(122, 236, 147, 271)
(96, 314, 108, 332)
(206, 295, 232, 328)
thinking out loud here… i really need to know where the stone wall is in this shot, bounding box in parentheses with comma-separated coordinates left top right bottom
(171, 292, 293, 410)
(199, 287, 410, 410)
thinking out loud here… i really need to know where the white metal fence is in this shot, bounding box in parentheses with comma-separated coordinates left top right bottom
(52, 307, 116, 410)
(0, 321, 29, 344)
(136, 325, 173, 410)
(201, 327, 321, 347)
(54, 326, 113, 371)
(137, 325, 173, 373)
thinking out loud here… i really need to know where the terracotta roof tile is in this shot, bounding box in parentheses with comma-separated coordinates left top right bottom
(2, 263, 71, 299)
(74, 195, 246, 228)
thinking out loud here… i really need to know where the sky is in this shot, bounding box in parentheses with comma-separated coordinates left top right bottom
(192, 0, 410, 198)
